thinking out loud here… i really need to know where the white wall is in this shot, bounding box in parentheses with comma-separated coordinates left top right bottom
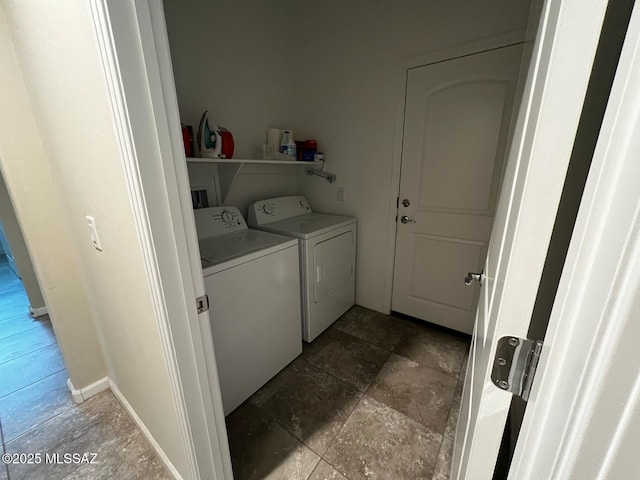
(2, 1, 191, 476)
(164, 0, 294, 157)
(0, 7, 107, 390)
(164, 0, 300, 217)
(290, 1, 531, 311)
(164, 0, 531, 311)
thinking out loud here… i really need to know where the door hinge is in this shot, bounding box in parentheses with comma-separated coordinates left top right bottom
(196, 294, 209, 313)
(491, 336, 543, 401)
(396, 196, 399, 209)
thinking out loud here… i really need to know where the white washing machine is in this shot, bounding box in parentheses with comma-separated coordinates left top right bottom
(195, 206, 301, 415)
(248, 196, 356, 342)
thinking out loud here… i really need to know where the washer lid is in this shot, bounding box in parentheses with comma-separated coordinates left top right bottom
(199, 229, 295, 266)
(256, 213, 356, 239)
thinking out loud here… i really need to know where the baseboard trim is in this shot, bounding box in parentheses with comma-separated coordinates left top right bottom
(66, 376, 109, 404)
(355, 297, 386, 314)
(29, 305, 49, 318)
(108, 379, 183, 480)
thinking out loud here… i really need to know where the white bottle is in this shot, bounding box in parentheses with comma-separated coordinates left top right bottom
(280, 130, 297, 160)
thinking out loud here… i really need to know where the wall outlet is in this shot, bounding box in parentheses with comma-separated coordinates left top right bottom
(86, 216, 102, 251)
(337, 186, 344, 202)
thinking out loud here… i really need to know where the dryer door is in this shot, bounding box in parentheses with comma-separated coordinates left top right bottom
(313, 230, 354, 302)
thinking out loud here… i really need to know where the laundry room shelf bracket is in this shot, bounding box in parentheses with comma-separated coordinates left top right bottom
(186, 157, 329, 202)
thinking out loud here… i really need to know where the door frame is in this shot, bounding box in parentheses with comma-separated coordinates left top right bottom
(382, 31, 526, 315)
(509, 2, 640, 476)
(453, 0, 610, 474)
(89, 1, 232, 479)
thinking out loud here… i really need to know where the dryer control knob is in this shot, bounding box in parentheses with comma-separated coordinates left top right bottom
(262, 204, 274, 215)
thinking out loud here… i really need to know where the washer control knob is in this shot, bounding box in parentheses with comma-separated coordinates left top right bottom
(262, 204, 274, 215)
(221, 210, 234, 223)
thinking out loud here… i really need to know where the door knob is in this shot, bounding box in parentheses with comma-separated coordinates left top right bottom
(402, 198, 410, 207)
(465, 271, 483, 285)
(400, 215, 415, 224)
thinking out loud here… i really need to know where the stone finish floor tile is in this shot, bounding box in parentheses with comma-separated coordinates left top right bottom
(235, 308, 469, 480)
(459, 347, 470, 382)
(0, 344, 66, 398)
(0, 370, 74, 442)
(394, 323, 469, 377)
(54, 438, 171, 480)
(5, 391, 170, 480)
(261, 361, 362, 455)
(0, 321, 57, 365)
(432, 434, 454, 480)
(324, 395, 442, 480)
(249, 357, 307, 408)
(306, 330, 390, 391)
(368, 354, 457, 434)
(334, 306, 408, 350)
(226, 402, 320, 480)
(301, 328, 339, 362)
(308, 460, 349, 480)
(444, 382, 463, 440)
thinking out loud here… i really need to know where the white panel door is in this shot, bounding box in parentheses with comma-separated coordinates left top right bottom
(392, 45, 523, 333)
(452, 0, 608, 478)
(508, 3, 640, 477)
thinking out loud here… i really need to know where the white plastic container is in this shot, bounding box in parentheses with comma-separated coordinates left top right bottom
(280, 130, 296, 160)
(266, 128, 282, 148)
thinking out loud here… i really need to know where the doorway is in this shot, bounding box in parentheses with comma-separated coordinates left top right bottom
(80, 0, 632, 476)
(0, 173, 68, 449)
(391, 44, 523, 334)
(0, 233, 68, 449)
(0, 252, 63, 404)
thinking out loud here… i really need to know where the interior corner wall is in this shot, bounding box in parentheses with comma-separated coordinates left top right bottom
(0, 6, 107, 390)
(290, 1, 531, 312)
(0, 173, 46, 310)
(164, 0, 300, 217)
(2, 1, 191, 477)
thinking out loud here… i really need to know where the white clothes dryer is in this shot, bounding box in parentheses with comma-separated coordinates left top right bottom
(248, 196, 356, 342)
(195, 206, 301, 415)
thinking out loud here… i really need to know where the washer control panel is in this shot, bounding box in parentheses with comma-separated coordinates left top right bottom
(194, 206, 247, 239)
(248, 196, 312, 226)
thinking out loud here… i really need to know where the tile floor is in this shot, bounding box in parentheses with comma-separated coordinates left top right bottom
(0, 256, 170, 480)
(1, 254, 470, 480)
(226, 305, 470, 480)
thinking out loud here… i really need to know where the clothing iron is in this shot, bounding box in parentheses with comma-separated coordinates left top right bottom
(197, 111, 235, 159)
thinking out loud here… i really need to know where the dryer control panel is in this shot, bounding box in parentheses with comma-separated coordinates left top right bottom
(248, 195, 312, 226)
(194, 206, 246, 239)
